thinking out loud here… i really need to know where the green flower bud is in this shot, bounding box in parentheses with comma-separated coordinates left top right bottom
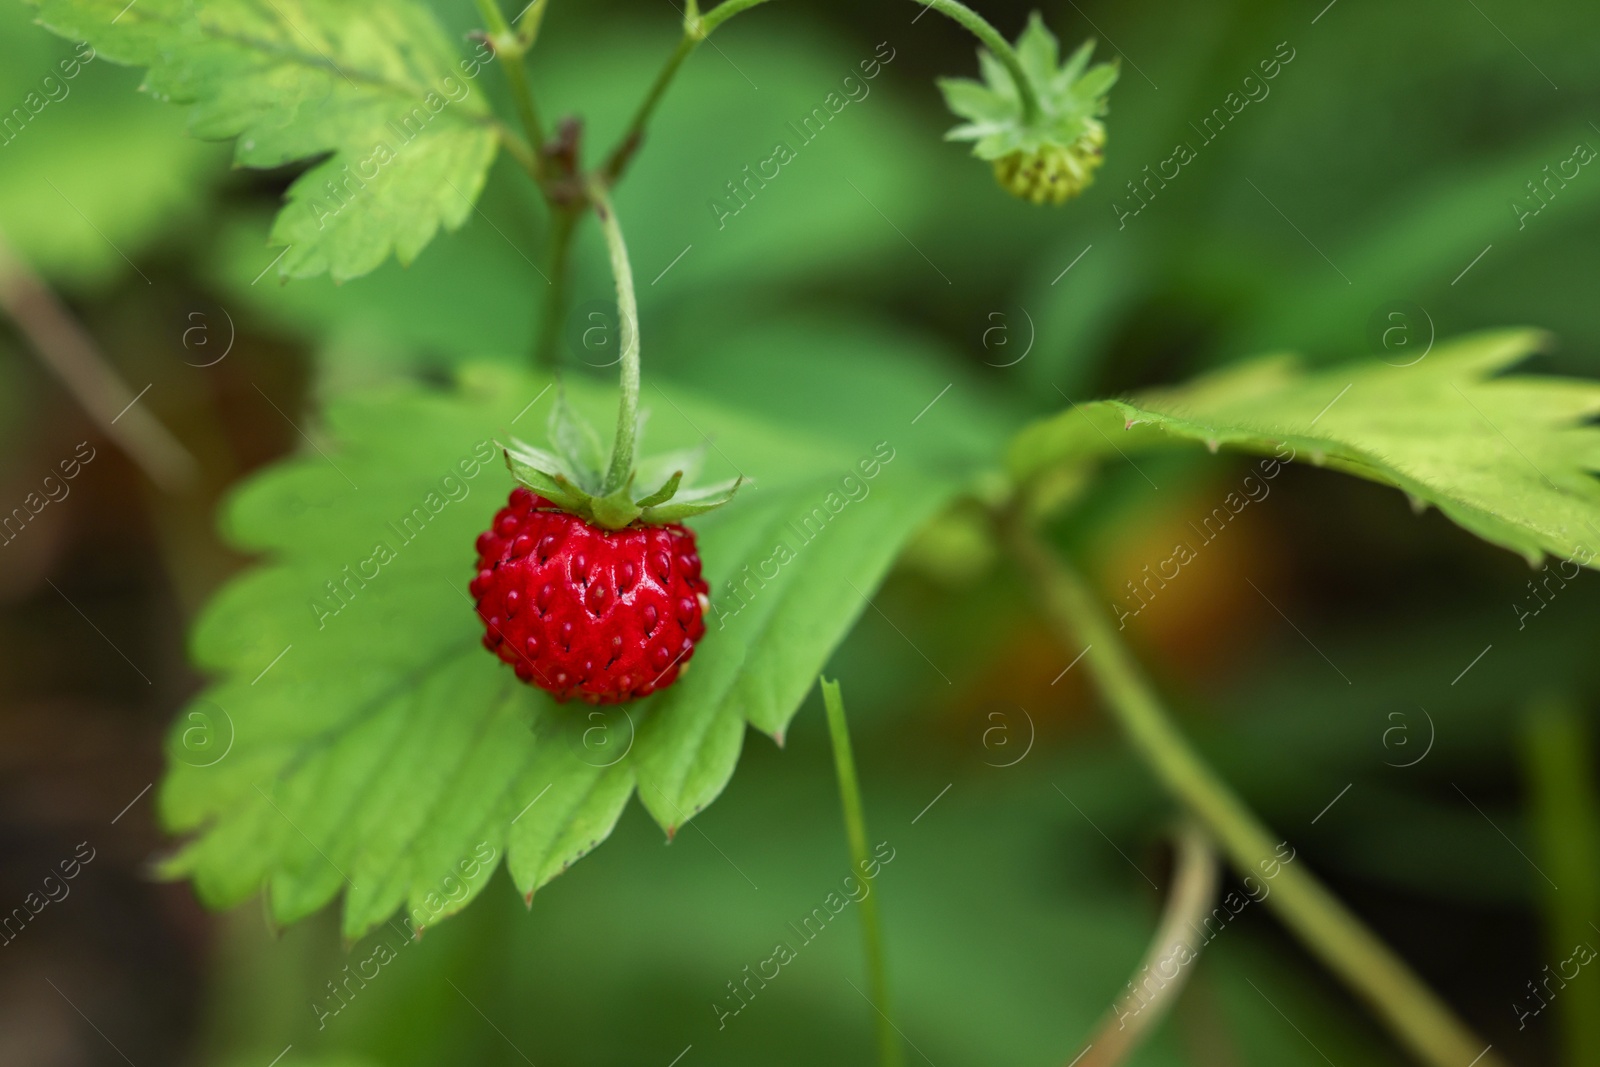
(938, 15, 1117, 207)
(992, 123, 1105, 205)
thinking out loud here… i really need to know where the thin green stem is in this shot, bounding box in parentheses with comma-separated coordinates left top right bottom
(602, 35, 694, 181)
(601, 0, 780, 181)
(914, 0, 1040, 124)
(699, 0, 779, 34)
(585, 179, 640, 493)
(820, 677, 903, 1067)
(499, 54, 547, 157)
(1004, 521, 1508, 1067)
(534, 204, 579, 369)
(493, 121, 540, 179)
(475, 0, 547, 169)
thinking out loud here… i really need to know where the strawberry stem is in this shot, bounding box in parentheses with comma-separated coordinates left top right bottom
(914, 0, 1041, 125)
(473, 0, 547, 178)
(1072, 820, 1217, 1067)
(586, 178, 641, 495)
(1005, 520, 1507, 1067)
(535, 204, 580, 368)
(601, 0, 781, 182)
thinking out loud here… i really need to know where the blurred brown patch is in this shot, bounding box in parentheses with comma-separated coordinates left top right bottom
(1088, 470, 1288, 698)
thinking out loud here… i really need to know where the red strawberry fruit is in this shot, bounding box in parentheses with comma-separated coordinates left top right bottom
(472, 487, 710, 704)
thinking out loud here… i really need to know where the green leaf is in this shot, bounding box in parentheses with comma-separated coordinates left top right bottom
(30, 0, 500, 282)
(163, 364, 963, 937)
(658, 311, 1023, 470)
(1010, 329, 1600, 566)
(207, 27, 953, 364)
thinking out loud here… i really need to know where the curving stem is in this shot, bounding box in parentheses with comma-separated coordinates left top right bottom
(474, 0, 548, 174)
(1005, 519, 1509, 1067)
(911, 0, 1041, 124)
(0, 232, 198, 492)
(1070, 820, 1218, 1067)
(585, 178, 640, 494)
(602, 0, 781, 181)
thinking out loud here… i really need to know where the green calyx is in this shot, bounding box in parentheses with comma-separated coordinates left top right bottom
(503, 388, 743, 529)
(938, 14, 1118, 204)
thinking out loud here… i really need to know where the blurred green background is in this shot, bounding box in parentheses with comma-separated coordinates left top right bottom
(2, 0, 1597, 1064)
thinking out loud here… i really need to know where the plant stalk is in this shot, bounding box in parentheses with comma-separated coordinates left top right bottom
(912, 0, 1041, 124)
(493, 122, 541, 178)
(474, 0, 547, 172)
(699, 0, 779, 35)
(1004, 521, 1507, 1067)
(0, 232, 197, 492)
(820, 677, 903, 1067)
(534, 204, 579, 369)
(585, 179, 640, 493)
(1073, 819, 1218, 1067)
(601, 0, 780, 181)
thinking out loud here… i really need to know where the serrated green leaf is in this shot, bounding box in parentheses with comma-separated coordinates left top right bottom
(29, 0, 500, 282)
(162, 365, 964, 937)
(632, 466, 950, 829)
(1010, 329, 1600, 566)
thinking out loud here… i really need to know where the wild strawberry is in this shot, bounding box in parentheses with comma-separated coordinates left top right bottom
(475, 386, 741, 705)
(992, 126, 1106, 205)
(937, 17, 1117, 206)
(472, 488, 710, 704)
